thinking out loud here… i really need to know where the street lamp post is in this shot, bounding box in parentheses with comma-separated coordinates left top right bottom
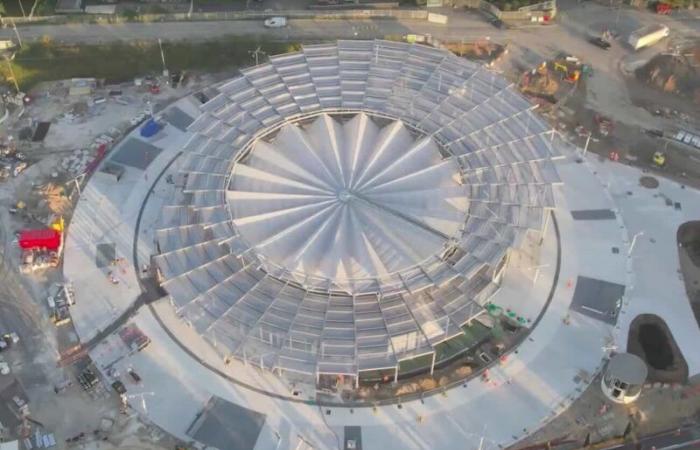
(3, 55, 20, 94)
(581, 131, 599, 157)
(249, 47, 266, 66)
(628, 231, 644, 256)
(11, 20, 22, 48)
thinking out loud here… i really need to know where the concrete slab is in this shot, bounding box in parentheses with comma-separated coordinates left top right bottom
(344, 426, 363, 450)
(163, 107, 194, 132)
(109, 138, 163, 170)
(187, 396, 266, 450)
(570, 276, 626, 325)
(571, 209, 616, 220)
(95, 242, 116, 268)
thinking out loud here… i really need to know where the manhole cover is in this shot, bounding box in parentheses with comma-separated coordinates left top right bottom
(640, 176, 659, 189)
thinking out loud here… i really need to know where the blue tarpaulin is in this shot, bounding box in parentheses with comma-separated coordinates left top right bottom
(140, 119, 161, 138)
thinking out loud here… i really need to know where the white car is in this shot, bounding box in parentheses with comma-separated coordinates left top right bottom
(264, 17, 287, 28)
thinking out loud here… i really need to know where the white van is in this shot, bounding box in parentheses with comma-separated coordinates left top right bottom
(264, 17, 287, 28)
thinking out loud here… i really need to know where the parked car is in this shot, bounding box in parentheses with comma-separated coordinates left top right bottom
(486, 15, 505, 29)
(128, 369, 141, 383)
(264, 17, 287, 28)
(644, 129, 663, 138)
(0, 332, 19, 351)
(589, 37, 611, 50)
(111, 380, 127, 395)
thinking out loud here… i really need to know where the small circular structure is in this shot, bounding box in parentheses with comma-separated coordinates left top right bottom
(601, 352, 648, 404)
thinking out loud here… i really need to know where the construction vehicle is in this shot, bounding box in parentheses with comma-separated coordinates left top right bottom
(553, 61, 581, 83)
(656, 2, 672, 14)
(565, 70, 580, 83)
(0, 333, 19, 352)
(653, 151, 666, 167)
(0, 360, 9, 375)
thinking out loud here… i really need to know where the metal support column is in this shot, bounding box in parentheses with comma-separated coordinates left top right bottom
(540, 210, 551, 246)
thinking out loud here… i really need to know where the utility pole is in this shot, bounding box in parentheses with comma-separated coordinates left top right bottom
(157, 38, 167, 77)
(628, 231, 644, 256)
(17, 0, 26, 18)
(3, 56, 20, 94)
(11, 20, 22, 48)
(249, 46, 266, 66)
(477, 425, 487, 450)
(582, 131, 599, 157)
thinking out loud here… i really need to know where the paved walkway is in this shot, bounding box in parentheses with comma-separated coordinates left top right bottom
(63, 89, 700, 450)
(588, 158, 700, 375)
(67, 115, 635, 450)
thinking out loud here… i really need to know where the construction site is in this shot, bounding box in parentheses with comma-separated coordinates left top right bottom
(0, 1, 698, 449)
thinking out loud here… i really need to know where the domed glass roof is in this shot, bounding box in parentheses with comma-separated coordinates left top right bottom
(153, 40, 562, 377)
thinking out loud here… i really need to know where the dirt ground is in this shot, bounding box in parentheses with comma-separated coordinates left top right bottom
(635, 48, 700, 107)
(512, 373, 700, 449)
(678, 221, 700, 328)
(627, 314, 689, 384)
(0, 68, 230, 448)
(497, 26, 700, 450)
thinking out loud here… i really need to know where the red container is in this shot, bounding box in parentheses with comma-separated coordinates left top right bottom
(18, 229, 62, 251)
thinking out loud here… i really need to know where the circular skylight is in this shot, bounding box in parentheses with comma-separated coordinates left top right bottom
(228, 113, 468, 284)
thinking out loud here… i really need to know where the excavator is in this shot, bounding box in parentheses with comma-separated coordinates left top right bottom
(553, 61, 580, 83)
(652, 151, 666, 167)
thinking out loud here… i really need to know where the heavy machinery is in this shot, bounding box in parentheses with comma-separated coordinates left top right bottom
(653, 151, 666, 167)
(656, 2, 672, 14)
(553, 61, 581, 83)
(0, 332, 19, 352)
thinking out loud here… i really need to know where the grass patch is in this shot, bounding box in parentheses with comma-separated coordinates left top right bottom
(0, 37, 302, 91)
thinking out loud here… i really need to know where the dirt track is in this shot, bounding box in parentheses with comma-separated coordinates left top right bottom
(627, 314, 689, 384)
(678, 221, 700, 328)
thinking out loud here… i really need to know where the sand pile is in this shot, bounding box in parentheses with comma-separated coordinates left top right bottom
(37, 182, 72, 215)
(636, 52, 700, 103)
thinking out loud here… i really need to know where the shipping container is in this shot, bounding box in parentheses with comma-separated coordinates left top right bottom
(18, 229, 62, 251)
(628, 24, 670, 51)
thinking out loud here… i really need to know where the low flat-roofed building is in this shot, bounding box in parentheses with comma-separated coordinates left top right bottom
(55, 0, 84, 14)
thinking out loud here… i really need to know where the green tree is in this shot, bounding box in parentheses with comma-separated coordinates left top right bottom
(121, 9, 138, 20)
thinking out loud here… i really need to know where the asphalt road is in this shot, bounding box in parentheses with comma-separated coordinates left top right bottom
(1, 14, 505, 44)
(1, 0, 697, 46)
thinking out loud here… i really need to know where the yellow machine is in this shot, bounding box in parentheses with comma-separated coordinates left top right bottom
(50, 216, 65, 233)
(553, 62, 568, 74)
(653, 151, 666, 167)
(553, 62, 580, 83)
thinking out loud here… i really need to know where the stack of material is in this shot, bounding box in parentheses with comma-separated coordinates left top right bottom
(36, 183, 71, 215)
(60, 148, 92, 175)
(636, 51, 700, 101)
(30, 431, 57, 448)
(47, 282, 74, 326)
